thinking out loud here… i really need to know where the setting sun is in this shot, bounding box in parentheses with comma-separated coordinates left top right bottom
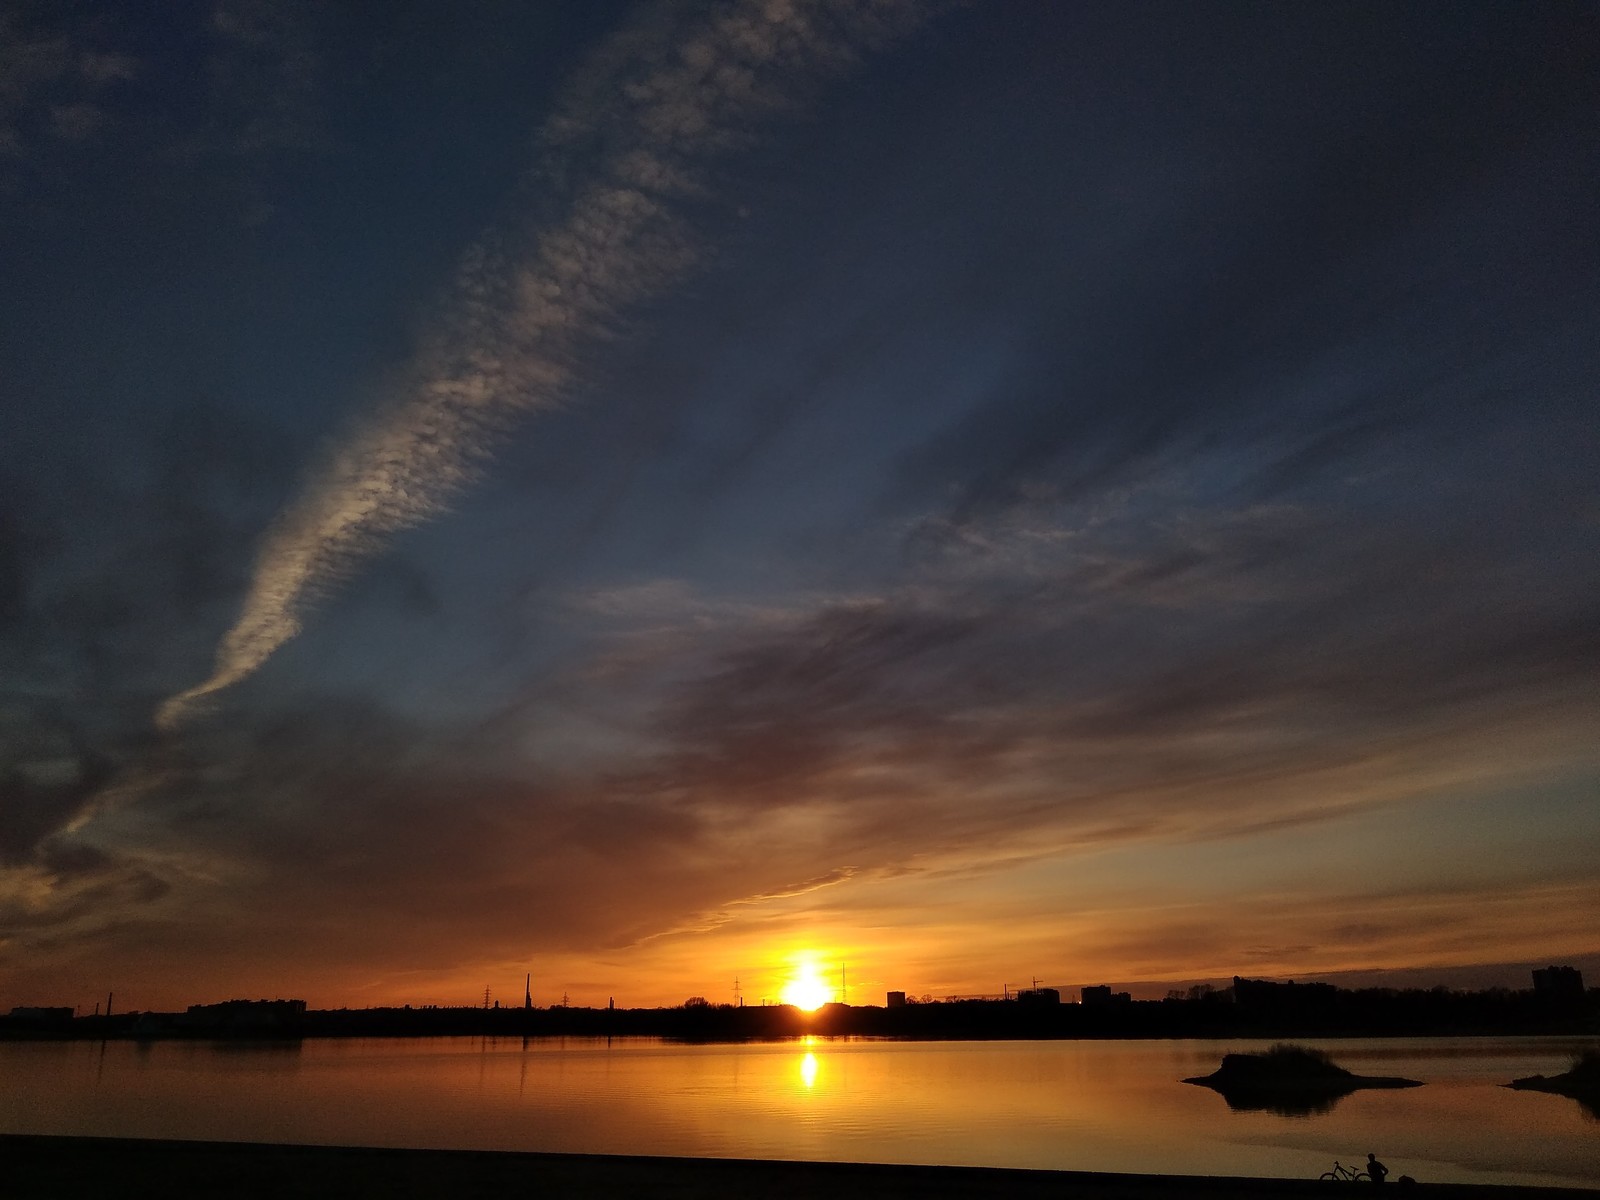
(780, 961, 833, 1011)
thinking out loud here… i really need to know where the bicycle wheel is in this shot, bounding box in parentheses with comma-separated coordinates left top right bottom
(1354, 1173, 1371, 1182)
(1320, 1173, 1338, 1181)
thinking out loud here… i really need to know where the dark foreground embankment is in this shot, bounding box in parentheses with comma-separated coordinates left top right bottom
(5, 1136, 1596, 1200)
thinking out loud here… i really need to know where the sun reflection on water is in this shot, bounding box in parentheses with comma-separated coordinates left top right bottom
(800, 1050, 819, 1089)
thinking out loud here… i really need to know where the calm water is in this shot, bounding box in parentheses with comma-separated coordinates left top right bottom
(4, 1036, 1596, 1188)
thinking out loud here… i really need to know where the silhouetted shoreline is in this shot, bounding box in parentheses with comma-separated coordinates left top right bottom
(7, 974, 1595, 1042)
(1508, 1050, 1600, 1119)
(5, 1136, 1593, 1200)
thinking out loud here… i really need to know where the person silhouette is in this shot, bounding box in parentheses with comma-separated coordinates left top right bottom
(1367, 1153, 1389, 1184)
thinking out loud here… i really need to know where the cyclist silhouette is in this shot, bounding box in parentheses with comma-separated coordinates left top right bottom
(1368, 1154, 1389, 1184)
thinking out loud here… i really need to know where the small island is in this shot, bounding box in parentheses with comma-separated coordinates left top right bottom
(1183, 1044, 1423, 1116)
(1506, 1049, 1600, 1119)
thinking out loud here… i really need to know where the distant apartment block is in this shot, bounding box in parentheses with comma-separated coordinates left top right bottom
(184, 999, 308, 1031)
(1531, 965, 1585, 1002)
(7, 1006, 73, 1024)
(1017, 987, 1060, 1005)
(885, 991, 907, 1007)
(1080, 985, 1131, 1006)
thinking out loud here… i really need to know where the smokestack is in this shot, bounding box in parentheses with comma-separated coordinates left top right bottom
(106, 992, 113, 1019)
(524, 973, 531, 1010)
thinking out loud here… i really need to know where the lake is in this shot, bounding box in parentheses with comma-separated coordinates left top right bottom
(4, 1036, 1596, 1188)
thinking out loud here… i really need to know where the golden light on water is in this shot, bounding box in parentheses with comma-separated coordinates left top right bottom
(800, 1050, 819, 1089)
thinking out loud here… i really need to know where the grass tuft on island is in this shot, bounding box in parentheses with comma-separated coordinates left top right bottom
(1183, 1044, 1423, 1114)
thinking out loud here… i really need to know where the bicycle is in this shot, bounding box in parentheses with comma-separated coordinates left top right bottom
(1321, 1161, 1371, 1182)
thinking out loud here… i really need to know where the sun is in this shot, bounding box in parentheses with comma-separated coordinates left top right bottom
(781, 962, 833, 1011)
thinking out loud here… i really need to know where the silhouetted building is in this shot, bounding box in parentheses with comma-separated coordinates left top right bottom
(1081, 986, 1130, 1006)
(184, 999, 306, 1031)
(1532, 966, 1584, 1002)
(133, 1011, 182, 1035)
(7, 1006, 73, 1025)
(1082, 985, 1111, 1005)
(1017, 987, 1060, 1005)
(885, 991, 907, 1007)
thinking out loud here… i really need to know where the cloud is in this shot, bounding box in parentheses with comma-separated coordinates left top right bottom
(872, 15, 1600, 529)
(747, 867, 858, 901)
(1068, 877, 1600, 983)
(536, 468, 1600, 890)
(7, 507, 1595, 1002)
(0, 16, 71, 151)
(0, 1, 335, 227)
(47, 101, 101, 141)
(0, 731, 112, 865)
(0, 399, 295, 875)
(200, 0, 326, 167)
(0, 6, 145, 164)
(76, 50, 138, 84)
(2, 689, 779, 997)
(158, 0, 933, 730)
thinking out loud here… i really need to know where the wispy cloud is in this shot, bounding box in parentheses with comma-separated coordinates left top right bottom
(158, 0, 931, 730)
(0, 9, 137, 159)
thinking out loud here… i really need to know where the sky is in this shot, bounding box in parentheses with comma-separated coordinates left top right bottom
(2, 0, 1598, 1013)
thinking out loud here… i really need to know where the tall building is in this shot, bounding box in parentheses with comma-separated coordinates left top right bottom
(1532, 965, 1584, 1001)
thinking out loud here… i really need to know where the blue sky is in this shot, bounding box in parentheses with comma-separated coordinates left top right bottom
(2, 0, 1597, 1009)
